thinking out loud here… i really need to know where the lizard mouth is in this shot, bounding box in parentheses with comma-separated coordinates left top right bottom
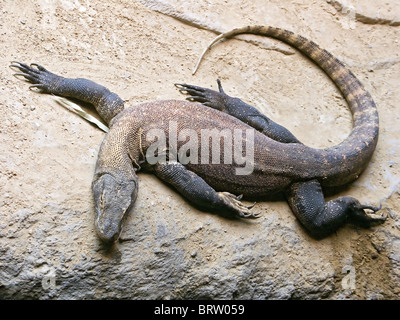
(92, 173, 138, 243)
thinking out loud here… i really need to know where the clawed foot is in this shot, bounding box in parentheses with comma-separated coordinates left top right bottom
(10, 61, 57, 93)
(175, 79, 227, 111)
(349, 201, 387, 228)
(219, 191, 260, 219)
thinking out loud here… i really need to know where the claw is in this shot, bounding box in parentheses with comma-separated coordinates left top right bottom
(186, 96, 209, 103)
(175, 83, 205, 92)
(179, 88, 205, 96)
(11, 60, 44, 85)
(216, 79, 225, 94)
(219, 192, 260, 219)
(360, 203, 382, 212)
(13, 72, 37, 82)
(29, 84, 45, 92)
(247, 202, 256, 210)
(11, 61, 53, 93)
(10, 60, 24, 65)
(349, 200, 387, 227)
(12, 72, 26, 79)
(9, 61, 25, 69)
(10, 61, 38, 74)
(9, 62, 22, 71)
(250, 212, 261, 219)
(244, 210, 260, 219)
(174, 83, 188, 91)
(30, 63, 47, 71)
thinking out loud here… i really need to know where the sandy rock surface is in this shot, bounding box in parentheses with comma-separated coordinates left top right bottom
(0, 0, 399, 299)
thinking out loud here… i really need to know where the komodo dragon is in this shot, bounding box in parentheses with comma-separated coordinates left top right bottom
(11, 26, 386, 243)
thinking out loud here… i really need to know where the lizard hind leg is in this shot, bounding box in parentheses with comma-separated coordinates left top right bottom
(285, 180, 386, 238)
(176, 80, 301, 144)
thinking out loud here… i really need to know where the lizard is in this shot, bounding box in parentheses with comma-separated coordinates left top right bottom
(10, 25, 386, 243)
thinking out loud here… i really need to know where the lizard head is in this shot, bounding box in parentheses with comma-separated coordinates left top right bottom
(92, 173, 138, 243)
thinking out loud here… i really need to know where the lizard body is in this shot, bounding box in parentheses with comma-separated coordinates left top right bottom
(11, 26, 386, 243)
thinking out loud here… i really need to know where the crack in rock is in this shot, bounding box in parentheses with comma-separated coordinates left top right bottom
(138, 0, 295, 56)
(367, 59, 400, 72)
(327, 0, 400, 26)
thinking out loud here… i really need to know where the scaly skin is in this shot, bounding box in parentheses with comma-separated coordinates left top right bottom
(10, 26, 386, 242)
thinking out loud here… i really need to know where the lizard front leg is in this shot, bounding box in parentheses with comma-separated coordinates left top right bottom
(153, 162, 259, 219)
(176, 80, 301, 144)
(285, 180, 386, 238)
(10, 61, 124, 124)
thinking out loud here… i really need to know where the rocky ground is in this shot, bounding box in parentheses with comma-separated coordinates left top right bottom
(0, 0, 399, 299)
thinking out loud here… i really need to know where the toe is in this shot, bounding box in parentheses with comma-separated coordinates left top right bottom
(175, 83, 205, 92)
(30, 63, 48, 71)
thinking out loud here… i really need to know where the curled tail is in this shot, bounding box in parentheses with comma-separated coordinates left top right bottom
(193, 26, 379, 185)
